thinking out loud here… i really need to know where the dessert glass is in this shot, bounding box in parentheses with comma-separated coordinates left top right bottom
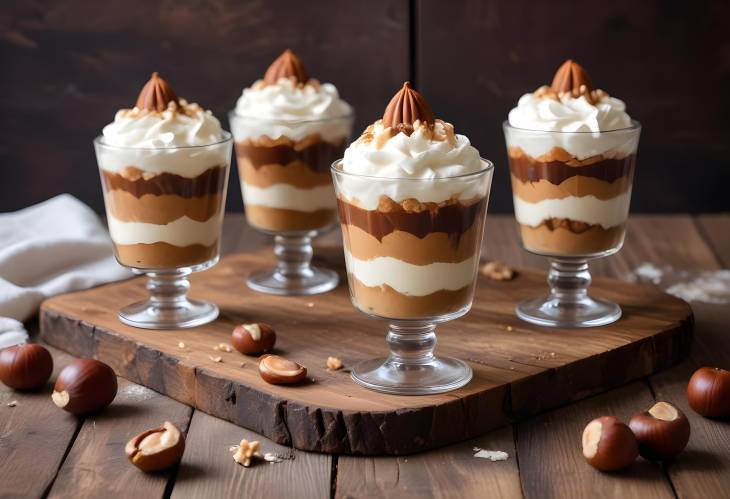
(229, 112, 354, 295)
(504, 122, 641, 327)
(94, 133, 232, 329)
(332, 160, 494, 395)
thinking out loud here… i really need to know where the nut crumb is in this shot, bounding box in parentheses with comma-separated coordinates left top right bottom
(481, 261, 515, 281)
(306, 302, 314, 308)
(231, 439, 261, 467)
(506, 325, 514, 332)
(326, 356, 343, 371)
(240, 362, 247, 368)
(7, 400, 17, 407)
(209, 355, 223, 363)
(218, 343, 233, 353)
(178, 342, 186, 349)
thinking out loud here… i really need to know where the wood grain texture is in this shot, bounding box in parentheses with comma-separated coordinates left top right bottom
(47, 378, 192, 499)
(0, 0, 409, 213)
(336, 425, 521, 498)
(0, 344, 79, 499)
(39, 246, 692, 455)
(416, 0, 730, 213)
(171, 410, 331, 499)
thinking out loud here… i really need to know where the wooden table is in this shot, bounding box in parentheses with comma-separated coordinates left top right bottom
(2, 214, 729, 499)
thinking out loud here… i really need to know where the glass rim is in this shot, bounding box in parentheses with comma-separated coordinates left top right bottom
(502, 119, 641, 135)
(228, 108, 355, 125)
(330, 157, 494, 182)
(93, 130, 233, 151)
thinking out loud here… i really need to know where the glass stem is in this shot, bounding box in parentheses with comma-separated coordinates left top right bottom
(547, 258, 591, 304)
(274, 233, 315, 280)
(386, 321, 437, 366)
(146, 270, 192, 311)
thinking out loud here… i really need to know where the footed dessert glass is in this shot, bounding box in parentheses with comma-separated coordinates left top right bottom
(230, 113, 354, 295)
(94, 133, 232, 329)
(332, 161, 493, 395)
(504, 122, 641, 327)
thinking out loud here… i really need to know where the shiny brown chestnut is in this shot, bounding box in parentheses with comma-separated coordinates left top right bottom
(232, 323, 276, 355)
(125, 421, 185, 472)
(629, 401, 690, 460)
(258, 354, 306, 385)
(687, 367, 730, 418)
(582, 416, 638, 471)
(52, 359, 117, 415)
(0, 344, 53, 390)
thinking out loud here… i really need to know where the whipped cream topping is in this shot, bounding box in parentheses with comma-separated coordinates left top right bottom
(337, 120, 488, 210)
(232, 78, 352, 143)
(102, 100, 224, 148)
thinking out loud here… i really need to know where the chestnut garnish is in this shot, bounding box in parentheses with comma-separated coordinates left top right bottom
(258, 354, 306, 385)
(232, 323, 276, 355)
(0, 344, 53, 390)
(629, 401, 690, 460)
(125, 421, 186, 472)
(52, 359, 117, 415)
(687, 367, 730, 418)
(582, 416, 638, 471)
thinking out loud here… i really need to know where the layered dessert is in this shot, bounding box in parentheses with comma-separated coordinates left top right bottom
(231, 49, 353, 232)
(97, 73, 230, 269)
(506, 60, 638, 256)
(334, 83, 492, 319)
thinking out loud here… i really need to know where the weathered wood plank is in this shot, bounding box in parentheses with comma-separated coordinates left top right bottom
(171, 410, 331, 499)
(696, 214, 730, 267)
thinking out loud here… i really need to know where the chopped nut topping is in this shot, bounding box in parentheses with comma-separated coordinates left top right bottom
(481, 261, 515, 281)
(326, 356, 343, 371)
(231, 439, 261, 467)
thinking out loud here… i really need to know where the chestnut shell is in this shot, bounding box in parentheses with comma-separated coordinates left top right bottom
(0, 344, 53, 390)
(52, 359, 118, 415)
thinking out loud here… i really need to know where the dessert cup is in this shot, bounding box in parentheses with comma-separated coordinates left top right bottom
(230, 112, 354, 295)
(504, 122, 641, 327)
(332, 160, 494, 394)
(94, 133, 232, 329)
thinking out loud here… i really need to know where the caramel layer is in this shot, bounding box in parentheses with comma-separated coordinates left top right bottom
(508, 147, 635, 185)
(350, 277, 473, 319)
(105, 191, 222, 224)
(341, 223, 481, 265)
(510, 173, 631, 202)
(238, 158, 332, 189)
(101, 165, 227, 198)
(337, 197, 487, 242)
(114, 241, 218, 269)
(235, 136, 345, 173)
(519, 222, 625, 256)
(245, 205, 337, 232)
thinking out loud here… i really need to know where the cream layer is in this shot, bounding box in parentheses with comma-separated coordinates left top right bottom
(241, 182, 336, 212)
(513, 191, 631, 229)
(107, 214, 223, 246)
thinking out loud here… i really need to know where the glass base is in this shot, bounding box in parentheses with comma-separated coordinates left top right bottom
(119, 299, 219, 330)
(516, 295, 621, 328)
(351, 356, 473, 395)
(247, 267, 338, 296)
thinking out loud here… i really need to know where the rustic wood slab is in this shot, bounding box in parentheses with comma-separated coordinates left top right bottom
(39, 248, 693, 455)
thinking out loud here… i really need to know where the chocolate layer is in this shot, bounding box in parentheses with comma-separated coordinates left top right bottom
(519, 221, 625, 256)
(337, 197, 487, 242)
(235, 139, 345, 173)
(114, 241, 218, 269)
(509, 152, 635, 185)
(100, 165, 226, 198)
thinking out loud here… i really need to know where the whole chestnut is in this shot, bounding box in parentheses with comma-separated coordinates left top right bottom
(687, 367, 730, 418)
(0, 344, 53, 390)
(582, 416, 638, 471)
(629, 401, 690, 460)
(232, 323, 276, 355)
(52, 359, 118, 415)
(125, 421, 185, 472)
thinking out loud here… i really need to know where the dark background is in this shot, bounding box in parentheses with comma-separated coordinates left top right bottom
(1, 0, 729, 214)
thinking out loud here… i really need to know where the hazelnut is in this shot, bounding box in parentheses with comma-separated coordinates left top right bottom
(232, 323, 276, 355)
(52, 359, 118, 415)
(687, 367, 730, 418)
(0, 344, 53, 390)
(582, 416, 638, 471)
(258, 355, 306, 385)
(125, 421, 186, 472)
(629, 401, 690, 460)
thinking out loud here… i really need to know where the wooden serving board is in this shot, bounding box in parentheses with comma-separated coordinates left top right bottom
(40, 248, 693, 456)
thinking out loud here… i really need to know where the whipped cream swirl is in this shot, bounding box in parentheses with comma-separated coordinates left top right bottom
(232, 78, 352, 143)
(338, 120, 489, 209)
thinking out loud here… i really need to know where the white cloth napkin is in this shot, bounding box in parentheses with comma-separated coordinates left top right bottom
(0, 194, 132, 348)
